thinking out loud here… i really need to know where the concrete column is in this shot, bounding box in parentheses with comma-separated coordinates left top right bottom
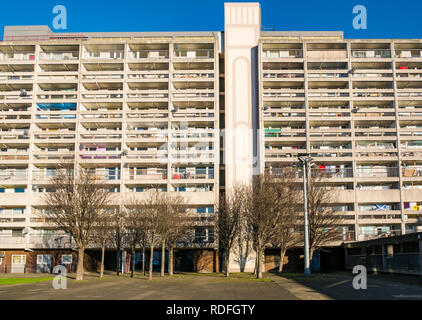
(224, 2, 261, 273)
(418, 239, 422, 274)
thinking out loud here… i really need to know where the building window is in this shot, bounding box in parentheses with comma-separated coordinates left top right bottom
(62, 255, 72, 265)
(12, 255, 26, 264)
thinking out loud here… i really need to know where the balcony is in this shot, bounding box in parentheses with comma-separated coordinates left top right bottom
(0, 75, 34, 81)
(262, 49, 303, 59)
(395, 50, 422, 59)
(39, 51, 79, 61)
(125, 169, 167, 181)
(402, 166, 422, 178)
(174, 49, 214, 59)
(0, 170, 28, 182)
(128, 50, 169, 59)
(352, 50, 391, 59)
(171, 171, 214, 180)
(82, 93, 123, 100)
(356, 167, 399, 178)
(0, 236, 26, 249)
(173, 73, 214, 80)
(0, 131, 29, 141)
(83, 51, 124, 60)
(0, 52, 35, 61)
(29, 234, 74, 249)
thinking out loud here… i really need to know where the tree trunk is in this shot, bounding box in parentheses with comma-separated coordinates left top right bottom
(257, 248, 263, 279)
(253, 250, 258, 277)
(131, 245, 135, 278)
(142, 247, 145, 276)
(100, 244, 105, 278)
(149, 245, 154, 280)
(76, 247, 85, 281)
(160, 240, 166, 277)
(225, 249, 230, 277)
(215, 248, 220, 273)
(169, 247, 174, 276)
(278, 248, 286, 273)
(116, 249, 121, 276)
(309, 247, 315, 272)
(76, 247, 85, 280)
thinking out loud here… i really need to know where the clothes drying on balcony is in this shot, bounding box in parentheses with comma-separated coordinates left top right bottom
(36, 103, 77, 111)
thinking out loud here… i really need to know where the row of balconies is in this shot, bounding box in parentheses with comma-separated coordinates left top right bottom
(262, 49, 422, 60)
(0, 48, 215, 61)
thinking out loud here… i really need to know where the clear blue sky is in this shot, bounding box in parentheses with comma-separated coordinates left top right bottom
(1, 0, 422, 39)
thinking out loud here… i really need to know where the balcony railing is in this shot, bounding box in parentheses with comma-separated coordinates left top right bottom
(83, 51, 124, 60)
(171, 172, 214, 180)
(29, 234, 74, 249)
(39, 51, 79, 60)
(128, 50, 169, 59)
(125, 171, 167, 180)
(262, 50, 303, 59)
(0, 172, 28, 181)
(395, 50, 422, 58)
(174, 50, 214, 59)
(0, 52, 35, 61)
(402, 167, 422, 177)
(356, 167, 399, 178)
(351, 50, 391, 58)
(0, 75, 34, 81)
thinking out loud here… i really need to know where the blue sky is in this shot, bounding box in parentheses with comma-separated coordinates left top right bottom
(1, 0, 422, 39)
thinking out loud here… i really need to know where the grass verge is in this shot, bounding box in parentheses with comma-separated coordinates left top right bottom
(0, 277, 54, 285)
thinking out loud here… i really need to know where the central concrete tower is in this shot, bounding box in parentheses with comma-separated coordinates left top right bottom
(224, 2, 261, 189)
(224, 2, 261, 272)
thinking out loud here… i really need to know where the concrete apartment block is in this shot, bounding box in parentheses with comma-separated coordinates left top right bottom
(0, 2, 422, 273)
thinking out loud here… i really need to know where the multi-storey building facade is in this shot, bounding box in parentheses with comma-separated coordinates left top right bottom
(0, 27, 221, 272)
(0, 2, 421, 272)
(259, 33, 422, 242)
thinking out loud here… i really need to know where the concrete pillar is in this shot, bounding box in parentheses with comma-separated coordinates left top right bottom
(419, 239, 422, 275)
(387, 244, 394, 256)
(224, 2, 261, 273)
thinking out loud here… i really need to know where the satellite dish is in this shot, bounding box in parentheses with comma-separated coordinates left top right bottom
(20, 89, 27, 97)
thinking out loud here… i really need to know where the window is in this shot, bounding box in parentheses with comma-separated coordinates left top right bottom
(37, 254, 51, 265)
(13, 208, 24, 215)
(62, 255, 72, 265)
(11, 229, 23, 237)
(12, 255, 26, 264)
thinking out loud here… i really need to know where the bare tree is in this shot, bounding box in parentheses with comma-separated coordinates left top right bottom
(166, 208, 190, 276)
(141, 190, 162, 280)
(156, 192, 185, 277)
(124, 198, 148, 278)
(306, 174, 344, 264)
(44, 163, 111, 280)
(272, 170, 301, 273)
(91, 209, 113, 278)
(108, 209, 126, 276)
(216, 184, 246, 277)
(244, 175, 285, 279)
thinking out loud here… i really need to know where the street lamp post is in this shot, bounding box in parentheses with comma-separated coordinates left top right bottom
(298, 154, 313, 276)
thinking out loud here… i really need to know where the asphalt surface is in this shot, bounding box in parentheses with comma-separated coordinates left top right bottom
(0, 272, 297, 300)
(279, 271, 422, 300)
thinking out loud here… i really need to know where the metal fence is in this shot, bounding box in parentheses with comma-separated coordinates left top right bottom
(346, 253, 421, 275)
